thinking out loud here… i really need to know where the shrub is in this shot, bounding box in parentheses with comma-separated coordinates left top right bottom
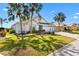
(10, 29, 15, 34)
(46, 31, 55, 35)
(2, 31, 6, 37)
(26, 31, 30, 34)
(37, 30, 46, 34)
(6, 28, 15, 34)
(32, 30, 38, 33)
(0, 28, 6, 37)
(51, 31, 55, 35)
(32, 30, 46, 34)
(64, 30, 72, 33)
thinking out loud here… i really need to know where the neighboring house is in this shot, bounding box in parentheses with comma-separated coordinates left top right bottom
(11, 17, 56, 34)
(64, 24, 72, 30)
(71, 24, 79, 30)
(64, 24, 79, 30)
(54, 22, 65, 31)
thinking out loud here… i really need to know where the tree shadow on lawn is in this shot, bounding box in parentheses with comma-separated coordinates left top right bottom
(0, 34, 66, 56)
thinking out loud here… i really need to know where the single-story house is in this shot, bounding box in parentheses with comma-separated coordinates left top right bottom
(11, 17, 56, 34)
(64, 24, 79, 31)
(71, 24, 79, 30)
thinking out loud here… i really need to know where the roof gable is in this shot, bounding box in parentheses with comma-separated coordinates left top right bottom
(34, 16, 47, 23)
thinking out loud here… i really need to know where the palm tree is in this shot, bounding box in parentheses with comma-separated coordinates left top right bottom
(7, 3, 29, 40)
(28, 3, 43, 33)
(54, 12, 66, 31)
(0, 18, 6, 28)
(6, 3, 30, 54)
(0, 18, 3, 28)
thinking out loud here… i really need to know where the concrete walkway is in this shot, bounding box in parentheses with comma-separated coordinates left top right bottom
(55, 32, 79, 40)
(48, 32, 79, 56)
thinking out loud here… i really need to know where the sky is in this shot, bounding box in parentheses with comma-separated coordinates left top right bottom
(0, 3, 79, 28)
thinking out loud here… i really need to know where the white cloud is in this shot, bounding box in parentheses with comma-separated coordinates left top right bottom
(73, 12, 79, 19)
(73, 16, 78, 19)
(75, 13, 79, 15)
(51, 10, 55, 13)
(3, 8, 8, 12)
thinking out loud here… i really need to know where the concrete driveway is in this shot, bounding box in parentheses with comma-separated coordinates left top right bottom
(55, 32, 79, 40)
(48, 32, 79, 56)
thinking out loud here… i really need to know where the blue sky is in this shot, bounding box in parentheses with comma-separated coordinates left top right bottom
(0, 3, 79, 28)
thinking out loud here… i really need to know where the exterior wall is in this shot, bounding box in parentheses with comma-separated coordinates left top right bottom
(43, 26, 54, 32)
(12, 23, 19, 33)
(35, 25, 39, 30)
(12, 23, 30, 34)
(12, 22, 58, 34)
(11, 17, 56, 34)
(36, 24, 55, 32)
(12, 21, 39, 34)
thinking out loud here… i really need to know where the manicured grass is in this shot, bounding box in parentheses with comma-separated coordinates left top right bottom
(34, 35, 74, 44)
(0, 33, 17, 48)
(0, 33, 75, 56)
(65, 30, 79, 34)
(71, 30, 79, 34)
(6, 33, 17, 40)
(50, 35, 75, 43)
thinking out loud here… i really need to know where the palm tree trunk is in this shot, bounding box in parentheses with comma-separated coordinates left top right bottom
(58, 22, 60, 32)
(0, 20, 2, 28)
(1, 23, 2, 28)
(13, 16, 24, 55)
(19, 15, 23, 40)
(30, 12, 33, 33)
(51, 23, 54, 34)
(38, 16, 41, 31)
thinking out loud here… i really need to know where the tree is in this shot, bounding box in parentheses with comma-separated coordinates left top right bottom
(28, 3, 43, 33)
(54, 12, 66, 31)
(7, 3, 29, 47)
(7, 3, 29, 39)
(0, 18, 6, 28)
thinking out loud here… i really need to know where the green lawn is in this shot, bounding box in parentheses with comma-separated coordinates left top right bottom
(44, 35, 75, 43)
(65, 30, 79, 34)
(6, 33, 17, 40)
(0, 33, 75, 56)
(71, 30, 79, 34)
